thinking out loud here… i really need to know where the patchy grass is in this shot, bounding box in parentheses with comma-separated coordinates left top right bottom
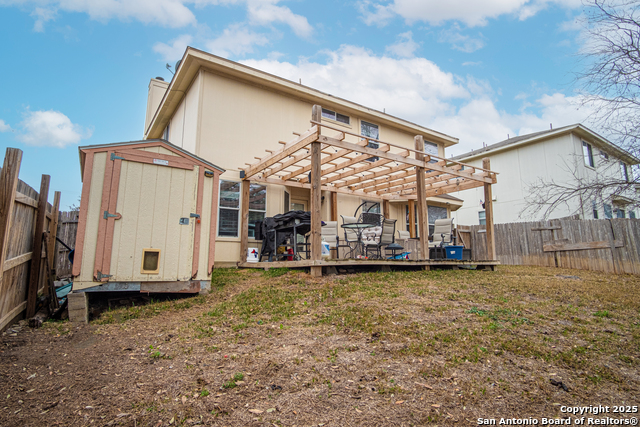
(4, 265, 639, 427)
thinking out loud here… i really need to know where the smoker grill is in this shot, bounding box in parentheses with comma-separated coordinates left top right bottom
(256, 210, 311, 261)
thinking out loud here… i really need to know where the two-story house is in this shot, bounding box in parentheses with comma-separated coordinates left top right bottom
(143, 47, 470, 266)
(449, 124, 639, 225)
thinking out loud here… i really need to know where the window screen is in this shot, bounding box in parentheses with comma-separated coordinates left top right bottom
(361, 121, 379, 162)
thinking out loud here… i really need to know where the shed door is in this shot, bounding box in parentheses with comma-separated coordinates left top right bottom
(93, 151, 199, 282)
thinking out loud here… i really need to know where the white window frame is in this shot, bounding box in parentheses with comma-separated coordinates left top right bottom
(248, 183, 267, 239)
(361, 120, 379, 162)
(620, 161, 629, 182)
(321, 108, 350, 125)
(583, 141, 594, 168)
(218, 180, 240, 237)
(478, 210, 486, 226)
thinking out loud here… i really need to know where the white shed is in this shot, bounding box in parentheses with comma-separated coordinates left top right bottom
(72, 139, 224, 294)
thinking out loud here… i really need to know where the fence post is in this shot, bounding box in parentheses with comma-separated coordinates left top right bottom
(48, 191, 61, 274)
(0, 148, 23, 303)
(26, 175, 50, 318)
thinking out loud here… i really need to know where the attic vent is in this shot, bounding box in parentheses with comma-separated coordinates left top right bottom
(141, 249, 161, 274)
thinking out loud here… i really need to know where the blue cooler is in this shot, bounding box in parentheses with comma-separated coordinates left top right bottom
(445, 245, 463, 260)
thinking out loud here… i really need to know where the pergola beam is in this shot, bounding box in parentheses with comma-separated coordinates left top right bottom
(242, 125, 319, 179)
(281, 134, 363, 181)
(317, 134, 493, 185)
(338, 162, 414, 189)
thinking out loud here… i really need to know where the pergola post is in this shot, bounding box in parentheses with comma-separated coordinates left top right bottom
(239, 179, 250, 265)
(383, 200, 390, 219)
(408, 199, 415, 238)
(310, 105, 323, 277)
(330, 192, 338, 222)
(483, 158, 496, 261)
(414, 136, 429, 260)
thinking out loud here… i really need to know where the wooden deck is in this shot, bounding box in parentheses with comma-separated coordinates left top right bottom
(238, 258, 500, 273)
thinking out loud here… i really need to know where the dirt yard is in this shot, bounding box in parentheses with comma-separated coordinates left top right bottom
(1, 265, 639, 427)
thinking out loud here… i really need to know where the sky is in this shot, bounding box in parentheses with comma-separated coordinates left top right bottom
(0, 0, 598, 209)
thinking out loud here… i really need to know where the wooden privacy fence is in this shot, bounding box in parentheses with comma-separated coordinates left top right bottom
(0, 148, 62, 331)
(458, 218, 640, 274)
(55, 211, 78, 278)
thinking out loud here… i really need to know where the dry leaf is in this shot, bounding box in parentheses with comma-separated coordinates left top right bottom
(248, 409, 263, 414)
(395, 400, 404, 404)
(415, 382, 433, 389)
(432, 404, 441, 408)
(181, 396, 187, 404)
(266, 408, 276, 413)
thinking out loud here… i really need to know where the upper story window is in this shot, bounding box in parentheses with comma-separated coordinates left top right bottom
(600, 150, 609, 161)
(321, 108, 350, 125)
(582, 141, 594, 168)
(163, 123, 170, 140)
(424, 140, 439, 169)
(424, 141, 438, 157)
(361, 121, 379, 162)
(620, 161, 629, 182)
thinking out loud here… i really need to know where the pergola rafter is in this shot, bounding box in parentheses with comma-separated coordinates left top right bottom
(238, 105, 498, 277)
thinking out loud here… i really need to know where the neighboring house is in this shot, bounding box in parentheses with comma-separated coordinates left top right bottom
(143, 47, 465, 266)
(449, 124, 640, 226)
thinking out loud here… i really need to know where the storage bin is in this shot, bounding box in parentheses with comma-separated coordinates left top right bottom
(445, 245, 463, 260)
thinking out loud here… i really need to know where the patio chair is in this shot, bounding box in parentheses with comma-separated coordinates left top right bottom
(358, 212, 384, 227)
(340, 215, 358, 242)
(429, 218, 455, 248)
(321, 221, 348, 258)
(364, 218, 396, 259)
(397, 230, 410, 241)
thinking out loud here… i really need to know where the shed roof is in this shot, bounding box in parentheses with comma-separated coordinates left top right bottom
(78, 139, 225, 180)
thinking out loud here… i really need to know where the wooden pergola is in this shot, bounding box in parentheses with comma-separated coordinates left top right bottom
(239, 105, 498, 276)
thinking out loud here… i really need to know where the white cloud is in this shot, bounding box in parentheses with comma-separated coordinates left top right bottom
(436, 93, 595, 156)
(462, 61, 482, 66)
(10, 0, 197, 29)
(242, 45, 469, 122)
(357, 0, 396, 27)
(0, 120, 11, 132)
(17, 110, 92, 148)
(359, 0, 584, 27)
(439, 24, 485, 52)
(30, 7, 56, 32)
(385, 31, 419, 58)
(239, 46, 595, 155)
(205, 23, 270, 57)
(153, 34, 193, 62)
(246, 0, 312, 38)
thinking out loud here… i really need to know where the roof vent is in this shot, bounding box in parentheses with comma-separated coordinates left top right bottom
(155, 76, 165, 81)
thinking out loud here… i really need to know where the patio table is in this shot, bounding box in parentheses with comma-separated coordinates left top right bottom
(341, 222, 376, 258)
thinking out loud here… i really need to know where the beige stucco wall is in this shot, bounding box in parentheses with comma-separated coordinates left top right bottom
(158, 68, 449, 265)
